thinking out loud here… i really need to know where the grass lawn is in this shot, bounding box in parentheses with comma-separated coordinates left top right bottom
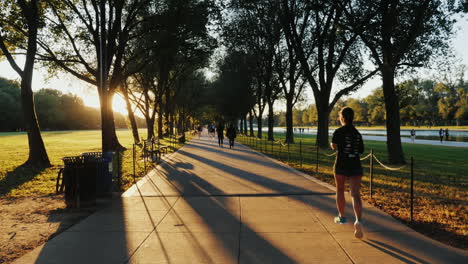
(0, 129, 189, 197)
(238, 132, 468, 249)
(276, 125, 468, 131)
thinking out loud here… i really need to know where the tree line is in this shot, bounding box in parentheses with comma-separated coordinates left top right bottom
(277, 74, 468, 127)
(213, 0, 466, 164)
(0, 0, 217, 167)
(0, 0, 466, 168)
(0, 77, 146, 131)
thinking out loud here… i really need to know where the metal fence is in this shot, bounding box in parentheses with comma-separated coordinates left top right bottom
(237, 133, 467, 228)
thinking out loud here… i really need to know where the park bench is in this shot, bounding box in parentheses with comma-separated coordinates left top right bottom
(142, 138, 169, 161)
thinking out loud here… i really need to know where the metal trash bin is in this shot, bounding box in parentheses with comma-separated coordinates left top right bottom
(81, 152, 113, 196)
(61, 156, 96, 208)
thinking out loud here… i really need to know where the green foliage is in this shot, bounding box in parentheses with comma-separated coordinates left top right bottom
(0, 77, 22, 131)
(0, 78, 145, 131)
(0, 129, 189, 197)
(208, 49, 256, 121)
(280, 76, 468, 127)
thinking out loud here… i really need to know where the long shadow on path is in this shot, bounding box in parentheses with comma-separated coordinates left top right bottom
(139, 160, 330, 264)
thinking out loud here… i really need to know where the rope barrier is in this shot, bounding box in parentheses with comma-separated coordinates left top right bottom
(372, 154, 407, 171)
(360, 153, 372, 161)
(274, 139, 287, 146)
(323, 151, 337, 157)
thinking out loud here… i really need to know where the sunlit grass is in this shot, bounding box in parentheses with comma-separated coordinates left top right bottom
(0, 129, 190, 197)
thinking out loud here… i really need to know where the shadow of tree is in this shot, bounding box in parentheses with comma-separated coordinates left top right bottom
(0, 164, 47, 196)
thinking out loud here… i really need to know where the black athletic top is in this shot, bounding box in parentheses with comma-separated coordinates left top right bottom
(332, 125, 364, 174)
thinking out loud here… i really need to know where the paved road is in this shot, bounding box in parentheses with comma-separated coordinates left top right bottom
(15, 135, 467, 263)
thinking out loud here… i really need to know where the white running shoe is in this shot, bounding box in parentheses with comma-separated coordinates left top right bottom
(354, 220, 364, 239)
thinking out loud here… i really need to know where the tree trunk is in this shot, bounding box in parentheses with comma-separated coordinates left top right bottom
(169, 112, 174, 135)
(267, 101, 275, 141)
(157, 111, 163, 138)
(146, 117, 155, 140)
(21, 77, 51, 167)
(316, 104, 330, 149)
(20, 19, 51, 167)
(243, 115, 248, 135)
(249, 111, 254, 137)
(256, 116, 263, 138)
(285, 97, 294, 143)
(382, 66, 405, 164)
(100, 91, 125, 152)
(122, 87, 140, 144)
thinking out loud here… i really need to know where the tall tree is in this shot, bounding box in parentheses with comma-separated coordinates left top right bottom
(281, 0, 378, 148)
(347, 0, 459, 163)
(120, 80, 140, 143)
(275, 29, 307, 144)
(0, 0, 51, 167)
(211, 49, 255, 122)
(141, 0, 216, 137)
(39, 0, 150, 152)
(232, 1, 283, 141)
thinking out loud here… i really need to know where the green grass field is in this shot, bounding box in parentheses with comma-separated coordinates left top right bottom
(238, 132, 468, 248)
(0, 129, 466, 248)
(0, 129, 189, 197)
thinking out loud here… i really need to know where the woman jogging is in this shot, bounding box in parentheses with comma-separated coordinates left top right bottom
(226, 123, 237, 149)
(331, 107, 365, 239)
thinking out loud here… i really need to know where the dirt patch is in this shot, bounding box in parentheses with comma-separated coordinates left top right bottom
(0, 196, 93, 264)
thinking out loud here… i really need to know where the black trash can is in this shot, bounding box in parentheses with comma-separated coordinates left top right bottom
(62, 156, 96, 208)
(81, 152, 113, 196)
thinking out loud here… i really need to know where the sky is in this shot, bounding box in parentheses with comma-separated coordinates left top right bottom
(0, 16, 467, 114)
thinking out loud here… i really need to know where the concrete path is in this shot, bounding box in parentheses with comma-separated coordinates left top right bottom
(14, 135, 467, 264)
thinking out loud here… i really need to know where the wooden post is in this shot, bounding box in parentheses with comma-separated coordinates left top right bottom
(143, 141, 146, 173)
(410, 157, 414, 223)
(132, 144, 136, 181)
(316, 146, 319, 174)
(370, 149, 374, 199)
(300, 140, 303, 168)
(280, 143, 282, 161)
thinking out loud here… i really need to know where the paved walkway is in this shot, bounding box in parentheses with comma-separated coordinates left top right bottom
(15, 135, 467, 263)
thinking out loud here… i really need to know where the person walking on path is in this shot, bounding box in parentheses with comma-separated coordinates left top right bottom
(331, 107, 365, 239)
(197, 125, 203, 139)
(439, 128, 444, 143)
(445, 128, 449, 141)
(217, 121, 225, 147)
(411, 129, 416, 143)
(226, 123, 237, 149)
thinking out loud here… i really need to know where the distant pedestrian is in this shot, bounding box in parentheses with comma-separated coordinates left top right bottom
(197, 125, 203, 139)
(227, 123, 237, 149)
(410, 129, 416, 143)
(331, 107, 365, 239)
(208, 124, 215, 139)
(439, 128, 444, 143)
(445, 128, 449, 141)
(217, 121, 225, 147)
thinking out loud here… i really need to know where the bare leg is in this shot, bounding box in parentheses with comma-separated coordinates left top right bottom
(334, 174, 346, 217)
(349, 175, 363, 221)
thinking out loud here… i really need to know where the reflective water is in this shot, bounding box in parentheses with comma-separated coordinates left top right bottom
(263, 127, 468, 142)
